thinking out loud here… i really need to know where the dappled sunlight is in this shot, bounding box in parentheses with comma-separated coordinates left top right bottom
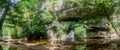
(0, 0, 120, 50)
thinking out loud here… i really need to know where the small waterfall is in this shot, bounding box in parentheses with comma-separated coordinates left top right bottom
(69, 30, 74, 42)
(47, 29, 57, 45)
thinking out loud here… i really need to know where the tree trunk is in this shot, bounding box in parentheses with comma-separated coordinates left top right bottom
(0, 6, 9, 37)
(69, 30, 75, 42)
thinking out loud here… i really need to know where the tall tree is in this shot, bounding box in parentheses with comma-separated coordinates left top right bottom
(0, 0, 20, 37)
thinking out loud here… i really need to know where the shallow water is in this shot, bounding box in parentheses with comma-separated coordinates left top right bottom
(0, 45, 23, 50)
(0, 39, 120, 50)
(74, 39, 120, 50)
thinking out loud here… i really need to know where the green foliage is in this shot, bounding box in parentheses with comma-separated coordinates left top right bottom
(77, 0, 116, 19)
(49, 21, 86, 40)
(0, 0, 7, 7)
(48, 21, 73, 37)
(22, 10, 48, 40)
(2, 45, 23, 50)
(2, 0, 49, 40)
(74, 24, 86, 40)
(75, 44, 86, 50)
(56, 22, 72, 36)
(0, 0, 119, 42)
(48, 0, 116, 20)
(44, 11, 53, 22)
(49, 21, 65, 36)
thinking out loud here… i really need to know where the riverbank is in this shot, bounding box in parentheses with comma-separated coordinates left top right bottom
(0, 38, 83, 50)
(0, 34, 119, 50)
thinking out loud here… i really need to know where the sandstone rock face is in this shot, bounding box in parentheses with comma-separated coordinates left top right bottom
(86, 18, 110, 38)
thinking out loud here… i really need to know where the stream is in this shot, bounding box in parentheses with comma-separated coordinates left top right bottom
(0, 45, 23, 50)
(0, 39, 120, 50)
(74, 39, 120, 50)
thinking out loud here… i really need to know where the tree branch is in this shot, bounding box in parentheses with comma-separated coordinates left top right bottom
(107, 16, 120, 38)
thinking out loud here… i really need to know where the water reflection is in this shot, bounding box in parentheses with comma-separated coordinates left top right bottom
(0, 39, 120, 50)
(74, 39, 120, 50)
(75, 44, 86, 50)
(0, 45, 23, 50)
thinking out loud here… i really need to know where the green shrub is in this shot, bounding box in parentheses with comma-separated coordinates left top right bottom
(74, 24, 86, 40)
